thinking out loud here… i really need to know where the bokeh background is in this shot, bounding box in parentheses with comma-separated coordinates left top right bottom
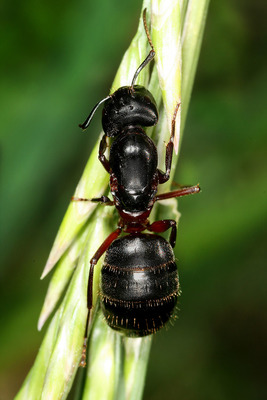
(1, 0, 266, 399)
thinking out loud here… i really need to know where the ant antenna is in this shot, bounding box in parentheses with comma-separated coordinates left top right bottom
(131, 8, 155, 89)
(143, 8, 154, 50)
(79, 9, 154, 130)
(79, 95, 111, 130)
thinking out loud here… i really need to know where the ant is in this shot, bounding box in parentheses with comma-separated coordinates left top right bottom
(74, 9, 200, 365)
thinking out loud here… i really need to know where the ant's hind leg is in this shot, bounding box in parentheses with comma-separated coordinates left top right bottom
(79, 227, 122, 367)
(147, 219, 177, 248)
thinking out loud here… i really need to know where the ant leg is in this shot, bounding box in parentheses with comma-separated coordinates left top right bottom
(80, 227, 122, 367)
(99, 134, 110, 173)
(155, 184, 200, 202)
(146, 185, 200, 252)
(87, 227, 122, 309)
(71, 195, 114, 206)
(147, 220, 177, 248)
(158, 103, 180, 184)
(91, 196, 114, 205)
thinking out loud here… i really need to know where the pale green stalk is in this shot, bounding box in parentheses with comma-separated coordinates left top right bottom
(15, 1, 209, 399)
(151, 0, 182, 156)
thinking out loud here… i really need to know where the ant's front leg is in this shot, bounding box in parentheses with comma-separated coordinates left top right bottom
(147, 219, 177, 248)
(158, 103, 180, 184)
(99, 134, 110, 173)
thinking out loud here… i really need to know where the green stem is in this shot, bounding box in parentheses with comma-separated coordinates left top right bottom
(15, 1, 209, 399)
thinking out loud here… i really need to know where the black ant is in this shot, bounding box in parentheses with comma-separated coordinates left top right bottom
(74, 9, 200, 365)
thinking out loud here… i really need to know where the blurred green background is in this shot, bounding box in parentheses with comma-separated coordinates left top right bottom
(1, 0, 266, 399)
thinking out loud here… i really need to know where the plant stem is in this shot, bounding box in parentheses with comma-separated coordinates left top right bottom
(15, 1, 209, 399)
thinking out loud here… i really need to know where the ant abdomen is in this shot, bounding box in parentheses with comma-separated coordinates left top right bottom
(100, 233, 180, 337)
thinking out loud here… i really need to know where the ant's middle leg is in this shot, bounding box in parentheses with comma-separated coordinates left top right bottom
(71, 195, 114, 206)
(148, 184, 200, 250)
(155, 184, 200, 202)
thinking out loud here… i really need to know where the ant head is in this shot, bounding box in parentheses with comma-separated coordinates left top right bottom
(102, 85, 158, 137)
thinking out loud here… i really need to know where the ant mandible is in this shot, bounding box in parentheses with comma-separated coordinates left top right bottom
(73, 9, 200, 364)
